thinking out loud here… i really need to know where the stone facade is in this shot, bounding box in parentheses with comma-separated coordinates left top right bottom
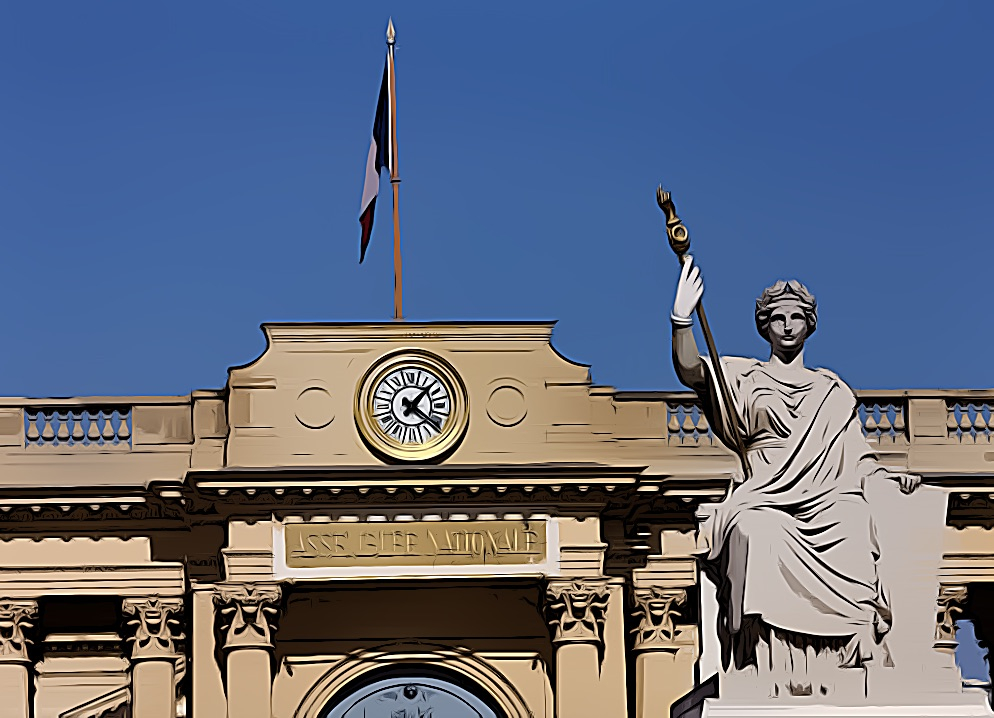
(1, 322, 993, 716)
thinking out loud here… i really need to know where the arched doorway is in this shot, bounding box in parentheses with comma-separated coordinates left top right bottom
(322, 674, 502, 718)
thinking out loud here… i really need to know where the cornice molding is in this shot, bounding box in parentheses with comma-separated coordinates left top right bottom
(262, 321, 556, 345)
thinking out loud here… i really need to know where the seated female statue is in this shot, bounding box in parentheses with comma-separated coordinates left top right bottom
(671, 257, 921, 696)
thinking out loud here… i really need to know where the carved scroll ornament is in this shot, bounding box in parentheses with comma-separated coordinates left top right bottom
(122, 597, 184, 660)
(545, 579, 610, 645)
(214, 584, 282, 650)
(631, 587, 688, 651)
(0, 601, 37, 662)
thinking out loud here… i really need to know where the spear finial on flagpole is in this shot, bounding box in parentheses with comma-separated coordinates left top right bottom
(387, 18, 395, 45)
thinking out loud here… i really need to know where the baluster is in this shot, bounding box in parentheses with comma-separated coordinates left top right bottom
(25, 411, 39, 445)
(694, 410, 710, 442)
(56, 411, 69, 444)
(960, 405, 974, 442)
(101, 410, 116, 442)
(87, 409, 100, 444)
(681, 408, 696, 443)
(41, 411, 55, 444)
(117, 409, 131, 442)
(877, 408, 893, 442)
(893, 405, 906, 438)
(864, 407, 878, 439)
(974, 407, 988, 441)
(947, 404, 960, 440)
(667, 405, 680, 441)
(71, 410, 84, 443)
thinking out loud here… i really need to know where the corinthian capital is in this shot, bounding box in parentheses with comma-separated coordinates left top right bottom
(122, 597, 184, 660)
(545, 579, 610, 645)
(935, 584, 969, 648)
(0, 601, 38, 663)
(631, 587, 688, 651)
(214, 583, 282, 650)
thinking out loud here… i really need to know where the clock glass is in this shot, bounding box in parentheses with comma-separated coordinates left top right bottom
(355, 351, 468, 461)
(373, 366, 451, 445)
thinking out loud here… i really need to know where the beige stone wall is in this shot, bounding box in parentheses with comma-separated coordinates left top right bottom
(0, 323, 993, 717)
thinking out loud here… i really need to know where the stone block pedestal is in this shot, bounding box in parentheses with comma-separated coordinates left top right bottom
(702, 693, 994, 718)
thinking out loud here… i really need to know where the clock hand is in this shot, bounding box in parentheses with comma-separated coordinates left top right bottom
(402, 384, 435, 417)
(400, 398, 441, 432)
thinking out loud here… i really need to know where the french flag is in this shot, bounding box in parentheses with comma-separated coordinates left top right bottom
(358, 57, 394, 263)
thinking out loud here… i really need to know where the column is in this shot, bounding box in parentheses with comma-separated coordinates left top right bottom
(631, 587, 696, 718)
(214, 583, 281, 718)
(122, 597, 183, 718)
(0, 601, 38, 718)
(545, 579, 610, 717)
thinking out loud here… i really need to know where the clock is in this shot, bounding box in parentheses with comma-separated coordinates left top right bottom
(355, 350, 469, 461)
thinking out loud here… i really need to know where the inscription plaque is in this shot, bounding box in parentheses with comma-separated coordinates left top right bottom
(285, 520, 546, 568)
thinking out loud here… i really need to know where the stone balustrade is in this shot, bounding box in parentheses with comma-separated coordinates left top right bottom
(859, 398, 908, 444)
(25, 406, 132, 448)
(666, 402, 713, 445)
(663, 394, 919, 447)
(0, 397, 193, 454)
(947, 401, 994, 443)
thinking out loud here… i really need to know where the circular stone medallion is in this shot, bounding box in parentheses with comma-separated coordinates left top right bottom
(295, 387, 335, 429)
(487, 385, 526, 427)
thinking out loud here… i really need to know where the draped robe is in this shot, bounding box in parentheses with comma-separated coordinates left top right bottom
(696, 357, 892, 669)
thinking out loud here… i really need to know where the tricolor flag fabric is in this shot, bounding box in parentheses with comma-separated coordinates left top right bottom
(358, 55, 395, 263)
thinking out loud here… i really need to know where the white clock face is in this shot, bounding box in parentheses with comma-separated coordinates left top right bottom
(356, 351, 469, 461)
(373, 366, 452, 445)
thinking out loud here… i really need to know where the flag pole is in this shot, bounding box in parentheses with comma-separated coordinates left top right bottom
(387, 19, 403, 321)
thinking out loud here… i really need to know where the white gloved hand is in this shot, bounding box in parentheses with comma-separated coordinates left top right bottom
(672, 255, 703, 325)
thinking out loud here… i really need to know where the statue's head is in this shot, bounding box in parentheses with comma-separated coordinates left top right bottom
(755, 280, 817, 351)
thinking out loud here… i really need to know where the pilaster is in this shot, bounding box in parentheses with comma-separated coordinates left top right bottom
(545, 578, 612, 717)
(0, 600, 38, 718)
(214, 583, 281, 718)
(630, 531, 699, 718)
(123, 596, 183, 718)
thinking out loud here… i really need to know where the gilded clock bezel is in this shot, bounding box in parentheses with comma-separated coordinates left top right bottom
(355, 349, 469, 461)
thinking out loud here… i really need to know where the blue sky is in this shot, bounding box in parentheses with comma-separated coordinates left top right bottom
(1, 1, 992, 397)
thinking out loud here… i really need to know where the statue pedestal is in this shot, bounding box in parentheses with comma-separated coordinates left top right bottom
(695, 664, 993, 718)
(701, 692, 993, 717)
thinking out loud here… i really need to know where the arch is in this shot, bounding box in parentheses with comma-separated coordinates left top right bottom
(293, 643, 534, 718)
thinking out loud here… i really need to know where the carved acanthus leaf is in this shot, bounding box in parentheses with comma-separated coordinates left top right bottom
(935, 584, 969, 644)
(0, 601, 38, 662)
(631, 587, 688, 651)
(545, 579, 610, 645)
(214, 583, 282, 650)
(122, 597, 184, 659)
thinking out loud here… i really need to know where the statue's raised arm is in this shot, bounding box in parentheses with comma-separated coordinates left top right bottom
(670, 256, 706, 392)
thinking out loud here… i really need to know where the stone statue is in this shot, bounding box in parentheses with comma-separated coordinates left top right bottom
(671, 257, 922, 698)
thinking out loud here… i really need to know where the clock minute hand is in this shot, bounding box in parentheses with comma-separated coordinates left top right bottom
(402, 384, 434, 416)
(400, 397, 441, 432)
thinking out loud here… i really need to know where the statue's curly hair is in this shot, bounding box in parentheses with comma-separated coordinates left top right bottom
(755, 280, 817, 342)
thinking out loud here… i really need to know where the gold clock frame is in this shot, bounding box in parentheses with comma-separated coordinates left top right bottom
(354, 349, 469, 462)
